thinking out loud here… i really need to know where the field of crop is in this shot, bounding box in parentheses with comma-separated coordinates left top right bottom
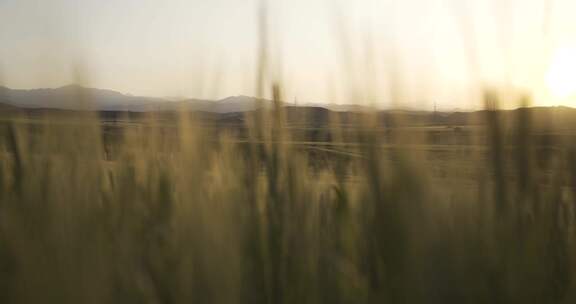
(1, 0, 573, 300)
(1, 94, 575, 303)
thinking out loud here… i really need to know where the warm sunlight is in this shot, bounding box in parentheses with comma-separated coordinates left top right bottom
(4, 1, 576, 303)
(546, 46, 576, 100)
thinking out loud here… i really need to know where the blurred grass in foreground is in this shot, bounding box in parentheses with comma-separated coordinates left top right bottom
(1, 86, 576, 304)
(1, 1, 575, 303)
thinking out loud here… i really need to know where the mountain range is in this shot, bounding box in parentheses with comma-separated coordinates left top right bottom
(0, 85, 372, 113)
(3, 85, 576, 132)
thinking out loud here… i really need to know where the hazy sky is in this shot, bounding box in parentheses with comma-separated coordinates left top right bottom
(1, 0, 575, 109)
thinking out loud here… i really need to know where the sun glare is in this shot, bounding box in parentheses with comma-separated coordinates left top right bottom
(546, 46, 576, 100)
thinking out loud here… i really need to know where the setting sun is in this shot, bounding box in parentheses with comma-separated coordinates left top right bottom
(546, 46, 576, 99)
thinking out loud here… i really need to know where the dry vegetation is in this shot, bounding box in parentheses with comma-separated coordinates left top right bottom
(1, 1, 574, 303)
(1, 86, 576, 304)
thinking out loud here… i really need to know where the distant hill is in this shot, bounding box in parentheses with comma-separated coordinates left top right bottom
(0, 85, 164, 111)
(0, 85, 272, 113)
(2, 85, 576, 131)
(179, 95, 272, 113)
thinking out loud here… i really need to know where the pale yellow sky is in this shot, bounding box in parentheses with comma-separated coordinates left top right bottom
(0, 0, 575, 110)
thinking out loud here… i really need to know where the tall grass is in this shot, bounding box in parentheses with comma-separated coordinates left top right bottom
(1, 83, 575, 304)
(1, 2, 575, 304)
